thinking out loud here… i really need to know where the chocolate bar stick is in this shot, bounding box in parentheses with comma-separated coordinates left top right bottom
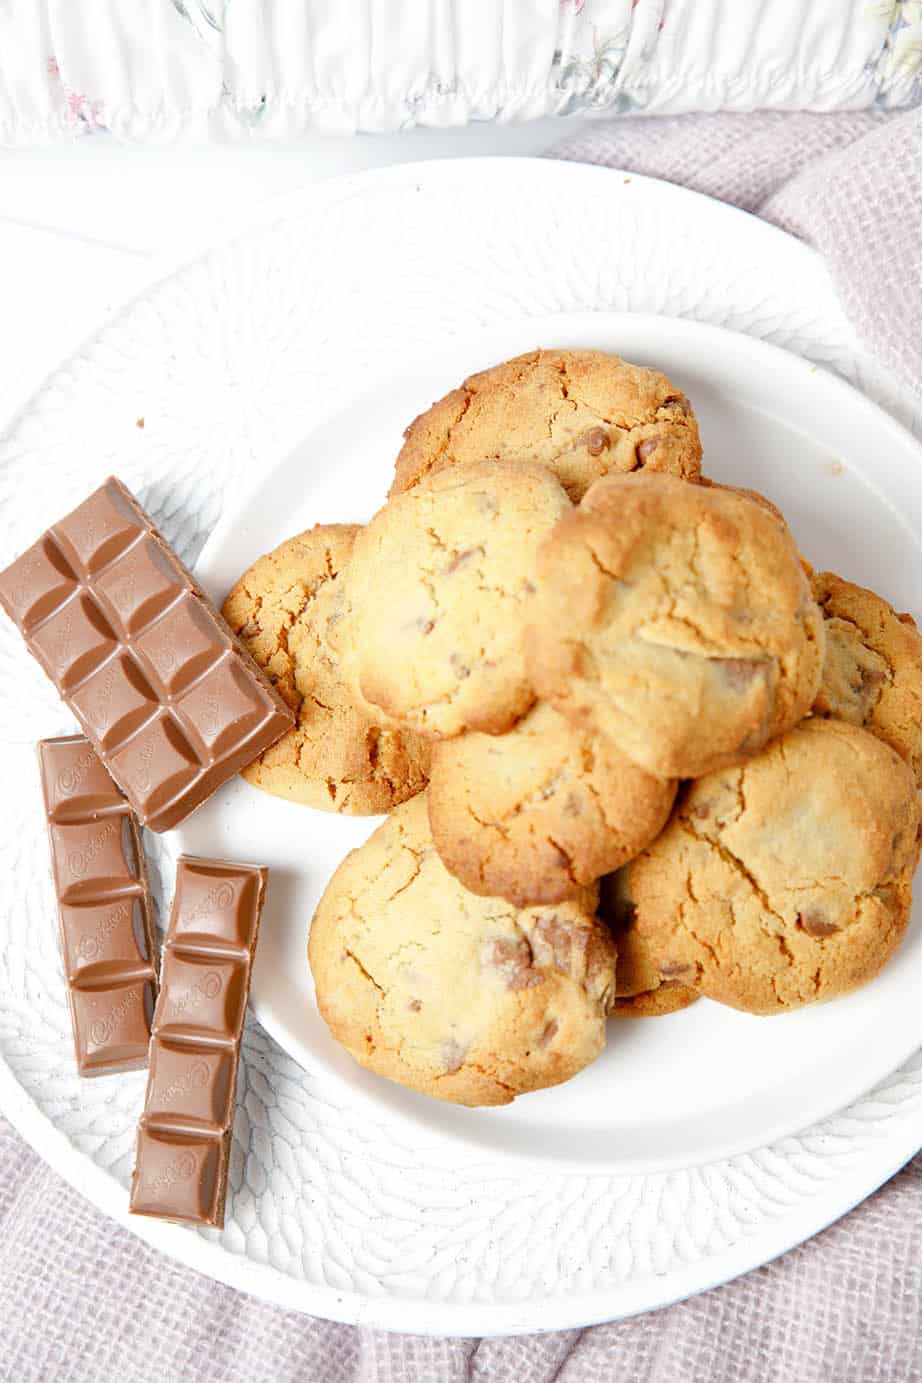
(0, 477, 294, 831)
(38, 735, 158, 1076)
(130, 855, 267, 1228)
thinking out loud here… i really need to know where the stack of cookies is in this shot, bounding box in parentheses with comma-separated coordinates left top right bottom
(223, 350, 922, 1107)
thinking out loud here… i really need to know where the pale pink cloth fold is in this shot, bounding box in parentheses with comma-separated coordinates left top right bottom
(553, 108, 922, 397)
(2, 111, 921, 1380)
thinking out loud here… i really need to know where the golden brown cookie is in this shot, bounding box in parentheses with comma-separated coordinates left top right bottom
(612, 984, 699, 1018)
(619, 719, 921, 1015)
(222, 525, 430, 813)
(308, 794, 616, 1106)
(427, 701, 676, 907)
(811, 570, 922, 788)
(391, 349, 702, 502)
(599, 870, 699, 1017)
(343, 459, 571, 739)
(525, 473, 825, 779)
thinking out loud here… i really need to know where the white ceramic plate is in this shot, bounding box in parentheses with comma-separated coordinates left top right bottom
(179, 308, 922, 1176)
(0, 160, 920, 1335)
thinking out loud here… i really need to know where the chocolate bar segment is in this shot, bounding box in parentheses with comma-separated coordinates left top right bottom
(38, 735, 158, 1077)
(130, 1130, 226, 1225)
(1, 478, 294, 831)
(130, 855, 267, 1228)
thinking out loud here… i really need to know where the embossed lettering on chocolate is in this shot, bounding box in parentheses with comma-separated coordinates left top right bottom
(38, 734, 158, 1076)
(0, 477, 294, 831)
(130, 855, 267, 1228)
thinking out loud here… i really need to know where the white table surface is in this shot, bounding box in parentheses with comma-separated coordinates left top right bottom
(0, 122, 562, 433)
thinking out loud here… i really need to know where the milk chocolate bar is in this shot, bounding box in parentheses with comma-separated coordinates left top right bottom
(38, 735, 158, 1076)
(0, 478, 294, 831)
(130, 855, 267, 1227)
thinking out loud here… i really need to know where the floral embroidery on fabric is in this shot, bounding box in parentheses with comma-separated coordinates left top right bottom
(14, 2, 919, 143)
(46, 56, 107, 135)
(552, 0, 658, 114)
(870, 1, 922, 103)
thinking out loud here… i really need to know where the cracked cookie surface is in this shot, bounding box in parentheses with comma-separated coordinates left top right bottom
(619, 719, 921, 1015)
(343, 459, 571, 739)
(811, 570, 922, 788)
(600, 870, 699, 1017)
(222, 524, 430, 813)
(525, 473, 825, 779)
(308, 793, 616, 1106)
(390, 349, 702, 503)
(427, 701, 676, 907)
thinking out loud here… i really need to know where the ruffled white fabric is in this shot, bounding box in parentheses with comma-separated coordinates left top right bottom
(0, 0, 920, 144)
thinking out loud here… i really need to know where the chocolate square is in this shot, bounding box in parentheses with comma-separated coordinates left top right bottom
(60, 897, 151, 983)
(145, 1042, 236, 1130)
(130, 1130, 225, 1226)
(169, 861, 262, 954)
(176, 657, 273, 759)
(54, 478, 144, 574)
(72, 652, 159, 754)
(30, 594, 117, 693)
(95, 535, 187, 637)
(134, 592, 229, 698)
(0, 535, 77, 632)
(108, 714, 201, 823)
(47, 814, 139, 904)
(38, 734, 126, 821)
(155, 953, 248, 1042)
(70, 981, 155, 1076)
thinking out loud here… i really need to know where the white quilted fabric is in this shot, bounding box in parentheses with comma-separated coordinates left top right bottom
(0, 0, 919, 144)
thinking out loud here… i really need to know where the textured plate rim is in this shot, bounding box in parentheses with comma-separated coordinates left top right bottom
(0, 1039, 918, 1334)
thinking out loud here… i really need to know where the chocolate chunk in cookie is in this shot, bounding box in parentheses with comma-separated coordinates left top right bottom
(309, 794, 616, 1105)
(526, 473, 824, 779)
(811, 570, 922, 788)
(618, 719, 921, 1014)
(599, 869, 699, 1017)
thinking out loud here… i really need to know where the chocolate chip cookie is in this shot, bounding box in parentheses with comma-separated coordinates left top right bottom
(308, 793, 616, 1106)
(391, 349, 702, 502)
(428, 701, 676, 906)
(811, 570, 922, 788)
(223, 525, 430, 813)
(526, 473, 825, 779)
(600, 870, 699, 1018)
(343, 458, 571, 739)
(617, 719, 921, 1015)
